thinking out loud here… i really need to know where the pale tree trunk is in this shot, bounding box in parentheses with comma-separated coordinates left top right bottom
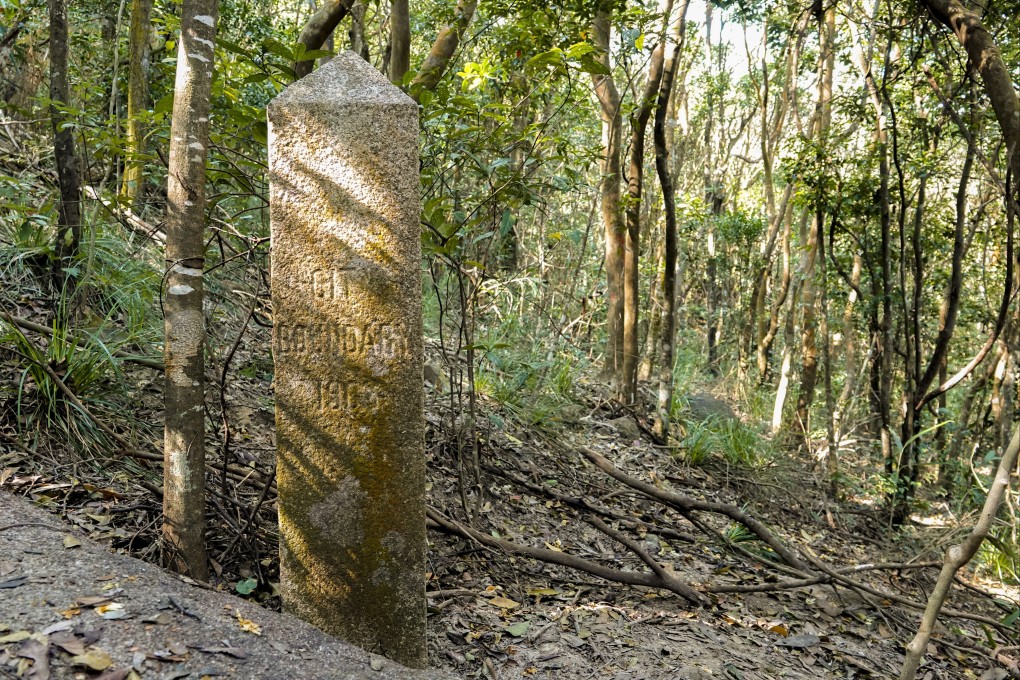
(48, 0, 81, 289)
(652, 0, 687, 439)
(772, 276, 801, 433)
(119, 0, 153, 207)
(389, 0, 410, 84)
(753, 14, 806, 381)
(621, 0, 673, 404)
(162, 0, 217, 581)
(757, 193, 794, 380)
(639, 231, 665, 382)
(833, 254, 862, 445)
(409, 0, 477, 101)
(590, 2, 626, 395)
(793, 4, 835, 450)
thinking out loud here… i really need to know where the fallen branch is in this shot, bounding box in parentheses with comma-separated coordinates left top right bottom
(578, 446, 810, 572)
(801, 550, 1010, 632)
(585, 515, 705, 603)
(483, 462, 695, 543)
(426, 507, 706, 605)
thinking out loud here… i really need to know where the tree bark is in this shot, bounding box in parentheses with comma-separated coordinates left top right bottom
(652, 0, 687, 438)
(408, 0, 478, 102)
(793, 4, 835, 449)
(589, 3, 626, 395)
(162, 0, 217, 581)
(48, 0, 81, 289)
(622, 0, 673, 404)
(120, 0, 153, 207)
(294, 0, 353, 79)
(389, 0, 410, 85)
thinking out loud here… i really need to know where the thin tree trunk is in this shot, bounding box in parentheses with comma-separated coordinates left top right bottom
(590, 2, 626, 395)
(120, 0, 152, 207)
(48, 0, 81, 289)
(408, 0, 477, 101)
(622, 0, 673, 404)
(639, 232, 665, 382)
(389, 0, 409, 84)
(833, 254, 862, 445)
(772, 281, 799, 434)
(652, 0, 688, 439)
(162, 0, 217, 581)
(793, 4, 834, 449)
(294, 0, 353, 78)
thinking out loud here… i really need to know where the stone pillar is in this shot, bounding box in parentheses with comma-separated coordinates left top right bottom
(268, 52, 426, 668)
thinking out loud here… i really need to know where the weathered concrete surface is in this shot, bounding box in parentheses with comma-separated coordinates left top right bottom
(0, 491, 453, 679)
(268, 52, 426, 667)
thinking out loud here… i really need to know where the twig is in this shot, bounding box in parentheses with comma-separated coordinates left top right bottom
(0, 522, 65, 533)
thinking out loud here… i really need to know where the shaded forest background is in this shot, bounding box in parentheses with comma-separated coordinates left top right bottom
(1, 0, 1020, 676)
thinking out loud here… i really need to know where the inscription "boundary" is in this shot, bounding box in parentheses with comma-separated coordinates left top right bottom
(275, 321, 408, 359)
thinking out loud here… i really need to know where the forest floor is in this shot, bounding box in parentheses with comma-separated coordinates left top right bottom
(1, 297, 1018, 679)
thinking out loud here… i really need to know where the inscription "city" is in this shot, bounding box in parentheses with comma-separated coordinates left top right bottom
(312, 269, 354, 299)
(275, 321, 408, 359)
(317, 380, 381, 413)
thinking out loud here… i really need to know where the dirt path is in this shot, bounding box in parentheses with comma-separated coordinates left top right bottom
(0, 492, 453, 680)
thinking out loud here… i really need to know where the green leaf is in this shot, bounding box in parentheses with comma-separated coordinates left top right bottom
(242, 72, 271, 85)
(154, 93, 174, 114)
(526, 48, 564, 71)
(216, 37, 249, 57)
(263, 38, 294, 61)
(635, 32, 645, 51)
(504, 621, 531, 637)
(235, 578, 258, 595)
(574, 53, 610, 75)
(565, 42, 596, 59)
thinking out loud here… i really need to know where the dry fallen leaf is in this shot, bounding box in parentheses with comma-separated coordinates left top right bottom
(489, 596, 520, 609)
(16, 638, 50, 680)
(70, 648, 113, 671)
(235, 610, 262, 635)
(63, 535, 82, 549)
(0, 630, 32, 644)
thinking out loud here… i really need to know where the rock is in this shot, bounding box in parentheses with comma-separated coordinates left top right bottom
(609, 416, 642, 441)
(684, 393, 737, 422)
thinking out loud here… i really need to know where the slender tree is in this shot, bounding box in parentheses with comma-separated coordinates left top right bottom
(120, 0, 153, 207)
(622, 0, 673, 404)
(590, 1, 625, 396)
(48, 0, 81, 289)
(390, 0, 410, 84)
(162, 0, 218, 581)
(653, 0, 688, 438)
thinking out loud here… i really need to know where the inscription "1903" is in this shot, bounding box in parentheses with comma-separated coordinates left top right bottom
(275, 321, 408, 359)
(317, 380, 381, 413)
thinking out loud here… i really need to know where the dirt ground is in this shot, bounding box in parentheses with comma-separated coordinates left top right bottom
(1, 314, 1017, 679)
